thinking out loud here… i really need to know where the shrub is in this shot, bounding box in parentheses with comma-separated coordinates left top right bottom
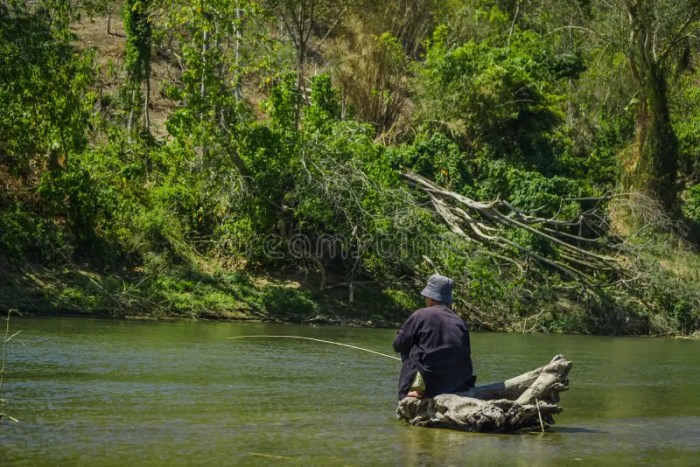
(682, 184, 700, 222)
(261, 286, 318, 322)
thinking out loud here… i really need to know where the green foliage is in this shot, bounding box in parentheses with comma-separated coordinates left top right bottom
(387, 133, 470, 191)
(0, 5, 94, 174)
(1, 0, 699, 335)
(0, 3, 96, 265)
(672, 73, 700, 187)
(122, 0, 152, 132)
(682, 185, 700, 222)
(473, 159, 593, 217)
(38, 167, 103, 250)
(263, 72, 301, 130)
(261, 286, 318, 322)
(464, 256, 510, 305)
(418, 30, 564, 169)
(586, 113, 634, 187)
(304, 74, 341, 131)
(384, 288, 421, 311)
(669, 295, 697, 336)
(0, 206, 73, 265)
(123, 0, 152, 84)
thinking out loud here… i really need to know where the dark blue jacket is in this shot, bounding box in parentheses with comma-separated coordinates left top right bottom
(392, 304, 473, 399)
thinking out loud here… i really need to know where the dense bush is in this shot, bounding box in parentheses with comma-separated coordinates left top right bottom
(683, 185, 700, 222)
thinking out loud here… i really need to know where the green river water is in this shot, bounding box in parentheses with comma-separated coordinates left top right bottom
(1, 317, 699, 466)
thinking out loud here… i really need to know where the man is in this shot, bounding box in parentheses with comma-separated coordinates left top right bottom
(392, 274, 474, 399)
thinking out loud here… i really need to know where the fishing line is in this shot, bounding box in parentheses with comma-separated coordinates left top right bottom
(228, 335, 401, 361)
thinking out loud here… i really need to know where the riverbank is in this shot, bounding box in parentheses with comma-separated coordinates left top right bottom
(0, 266, 408, 328)
(3, 261, 700, 337)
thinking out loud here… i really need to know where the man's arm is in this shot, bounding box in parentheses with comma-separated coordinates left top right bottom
(392, 314, 416, 354)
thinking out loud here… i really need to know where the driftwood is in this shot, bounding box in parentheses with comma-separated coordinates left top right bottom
(396, 354, 572, 432)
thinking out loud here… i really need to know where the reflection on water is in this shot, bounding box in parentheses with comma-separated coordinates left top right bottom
(1, 317, 699, 465)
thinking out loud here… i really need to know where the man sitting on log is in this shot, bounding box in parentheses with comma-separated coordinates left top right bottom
(393, 274, 475, 400)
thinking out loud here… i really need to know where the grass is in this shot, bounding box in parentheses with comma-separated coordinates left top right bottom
(0, 265, 410, 326)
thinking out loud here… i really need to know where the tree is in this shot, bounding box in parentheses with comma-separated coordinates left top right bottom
(265, 0, 342, 126)
(475, 0, 700, 212)
(123, 0, 152, 135)
(546, 0, 700, 211)
(0, 1, 93, 175)
(415, 29, 566, 169)
(325, 0, 444, 136)
(617, 0, 700, 211)
(332, 30, 411, 135)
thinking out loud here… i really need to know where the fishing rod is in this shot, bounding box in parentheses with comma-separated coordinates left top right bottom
(228, 335, 401, 361)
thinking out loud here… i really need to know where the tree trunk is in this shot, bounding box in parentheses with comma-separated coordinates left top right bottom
(624, 63, 679, 211)
(234, 7, 243, 100)
(127, 85, 137, 140)
(622, 1, 681, 212)
(295, 43, 305, 129)
(396, 355, 572, 432)
(144, 73, 150, 132)
(201, 28, 208, 100)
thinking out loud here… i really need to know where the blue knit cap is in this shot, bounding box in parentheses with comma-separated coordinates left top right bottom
(420, 274, 454, 304)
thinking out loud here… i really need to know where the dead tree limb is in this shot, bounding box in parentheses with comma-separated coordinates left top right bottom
(401, 172, 626, 285)
(396, 355, 572, 432)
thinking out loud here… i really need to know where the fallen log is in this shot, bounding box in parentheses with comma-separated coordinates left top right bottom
(396, 354, 572, 432)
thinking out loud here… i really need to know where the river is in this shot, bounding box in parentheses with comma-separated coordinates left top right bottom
(1, 317, 699, 465)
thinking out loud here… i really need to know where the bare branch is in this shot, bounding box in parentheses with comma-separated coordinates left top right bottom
(401, 172, 631, 289)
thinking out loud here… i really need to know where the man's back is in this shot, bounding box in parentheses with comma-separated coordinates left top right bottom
(393, 304, 473, 399)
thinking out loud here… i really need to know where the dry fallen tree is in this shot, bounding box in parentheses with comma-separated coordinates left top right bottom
(401, 172, 700, 335)
(396, 355, 572, 432)
(401, 172, 625, 287)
